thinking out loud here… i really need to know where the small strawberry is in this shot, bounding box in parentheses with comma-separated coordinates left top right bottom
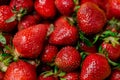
(106, 0, 120, 19)
(41, 44, 58, 63)
(4, 60, 37, 80)
(49, 17, 78, 45)
(109, 69, 120, 80)
(77, 2, 106, 35)
(34, 0, 56, 19)
(55, 46, 81, 72)
(0, 5, 17, 32)
(0, 71, 4, 80)
(18, 15, 39, 31)
(13, 24, 47, 58)
(55, 0, 75, 16)
(62, 72, 80, 80)
(9, 0, 34, 13)
(80, 53, 111, 80)
(38, 75, 58, 80)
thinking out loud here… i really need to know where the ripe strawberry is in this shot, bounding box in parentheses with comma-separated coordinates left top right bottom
(80, 53, 111, 80)
(109, 69, 120, 80)
(4, 60, 37, 80)
(55, 0, 75, 16)
(102, 42, 120, 61)
(18, 15, 39, 31)
(0, 71, 4, 80)
(38, 75, 58, 80)
(41, 44, 58, 63)
(9, 0, 34, 13)
(49, 17, 78, 45)
(63, 72, 80, 80)
(0, 5, 17, 32)
(34, 0, 56, 19)
(77, 2, 106, 35)
(13, 24, 47, 58)
(106, 0, 120, 19)
(55, 46, 81, 72)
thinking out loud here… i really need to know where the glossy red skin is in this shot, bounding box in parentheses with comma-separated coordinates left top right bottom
(63, 72, 80, 80)
(77, 2, 106, 35)
(13, 24, 47, 58)
(34, 0, 56, 19)
(0, 71, 4, 80)
(80, 0, 108, 11)
(18, 15, 38, 31)
(80, 42, 97, 53)
(38, 75, 58, 80)
(106, 0, 120, 19)
(102, 43, 120, 61)
(110, 69, 120, 80)
(10, 0, 34, 12)
(41, 45, 58, 63)
(55, 46, 81, 72)
(4, 60, 37, 80)
(49, 17, 78, 45)
(0, 5, 17, 32)
(55, 0, 75, 16)
(80, 53, 111, 80)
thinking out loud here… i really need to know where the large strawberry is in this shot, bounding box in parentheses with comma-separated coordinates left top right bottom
(55, 46, 81, 72)
(77, 2, 106, 35)
(80, 53, 111, 80)
(4, 60, 37, 80)
(55, 0, 75, 16)
(34, 0, 56, 19)
(0, 5, 17, 32)
(9, 0, 34, 13)
(13, 24, 47, 58)
(49, 17, 78, 45)
(109, 69, 120, 80)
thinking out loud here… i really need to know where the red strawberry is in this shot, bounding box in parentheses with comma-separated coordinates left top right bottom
(49, 17, 78, 45)
(9, 0, 34, 13)
(38, 75, 58, 80)
(4, 60, 37, 80)
(63, 72, 80, 80)
(34, 0, 56, 19)
(13, 24, 47, 58)
(18, 15, 38, 31)
(41, 44, 58, 63)
(0, 5, 17, 32)
(0, 71, 4, 80)
(55, 46, 81, 72)
(101, 42, 120, 61)
(55, 0, 75, 16)
(110, 69, 120, 80)
(77, 2, 106, 35)
(106, 0, 120, 19)
(80, 53, 111, 80)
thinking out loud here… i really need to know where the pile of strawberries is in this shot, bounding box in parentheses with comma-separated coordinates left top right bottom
(0, 0, 120, 80)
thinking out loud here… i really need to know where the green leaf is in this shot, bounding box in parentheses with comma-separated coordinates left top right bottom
(58, 71, 66, 77)
(5, 15, 16, 23)
(0, 33, 6, 45)
(93, 35, 100, 44)
(60, 78, 66, 80)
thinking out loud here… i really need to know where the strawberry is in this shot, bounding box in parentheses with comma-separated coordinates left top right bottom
(102, 42, 120, 61)
(77, 2, 106, 35)
(62, 72, 80, 80)
(55, 0, 75, 16)
(106, 0, 120, 19)
(109, 69, 120, 80)
(80, 53, 111, 80)
(41, 44, 58, 63)
(18, 15, 39, 31)
(4, 60, 37, 80)
(49, 17, 78, 45)
(55, 46, 81, 72)
(38, 75, 58, 80)
(0, 5, 17, 32)
(0, 71, 4, 80)
(9, 0, 34, 13)
(13, 24, 47, 58)
(34, 0, 56, 19)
